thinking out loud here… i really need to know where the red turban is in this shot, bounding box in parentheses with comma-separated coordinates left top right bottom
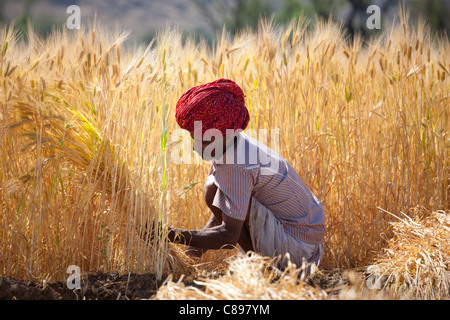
(175, 78, 250, 137)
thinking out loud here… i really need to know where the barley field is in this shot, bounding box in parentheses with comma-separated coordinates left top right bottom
(0, 10, 448, 299)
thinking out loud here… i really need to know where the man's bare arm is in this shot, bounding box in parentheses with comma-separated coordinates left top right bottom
(167, 212, 244, 250)
(184, 213, 221, 258)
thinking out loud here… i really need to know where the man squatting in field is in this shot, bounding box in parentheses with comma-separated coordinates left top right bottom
(164, 78, 325, 269)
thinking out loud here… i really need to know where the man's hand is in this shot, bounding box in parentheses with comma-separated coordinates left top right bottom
(138, 212, 246, 255)
(137, 219, 163, 244)
(166, 212, 244, 250)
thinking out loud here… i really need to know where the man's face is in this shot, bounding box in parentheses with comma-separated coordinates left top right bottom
(190, 132, 232, 161)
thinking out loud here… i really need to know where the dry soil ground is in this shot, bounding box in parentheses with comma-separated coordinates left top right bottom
(0, 268, 350, 300)
(0, 272, 166, 300)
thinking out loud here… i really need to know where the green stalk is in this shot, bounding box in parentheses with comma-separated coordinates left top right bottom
(159, 48, 168, 221)
(155, 48, 168, 279)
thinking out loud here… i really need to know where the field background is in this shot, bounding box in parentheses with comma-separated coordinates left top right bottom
(0, 0, 448, 298)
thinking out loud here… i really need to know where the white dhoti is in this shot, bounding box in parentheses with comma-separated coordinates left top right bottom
(248, 197, 324, 270)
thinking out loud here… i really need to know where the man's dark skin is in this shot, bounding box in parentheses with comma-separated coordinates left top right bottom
(166, 132, 254, 259)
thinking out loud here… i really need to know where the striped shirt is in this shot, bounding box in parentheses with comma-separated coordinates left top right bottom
(208, 132, 326, 245)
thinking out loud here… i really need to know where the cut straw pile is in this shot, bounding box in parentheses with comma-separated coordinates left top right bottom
(156, 252, 328, 300)
(155, 251, 397, 300)
(370, 208, 450, 299)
